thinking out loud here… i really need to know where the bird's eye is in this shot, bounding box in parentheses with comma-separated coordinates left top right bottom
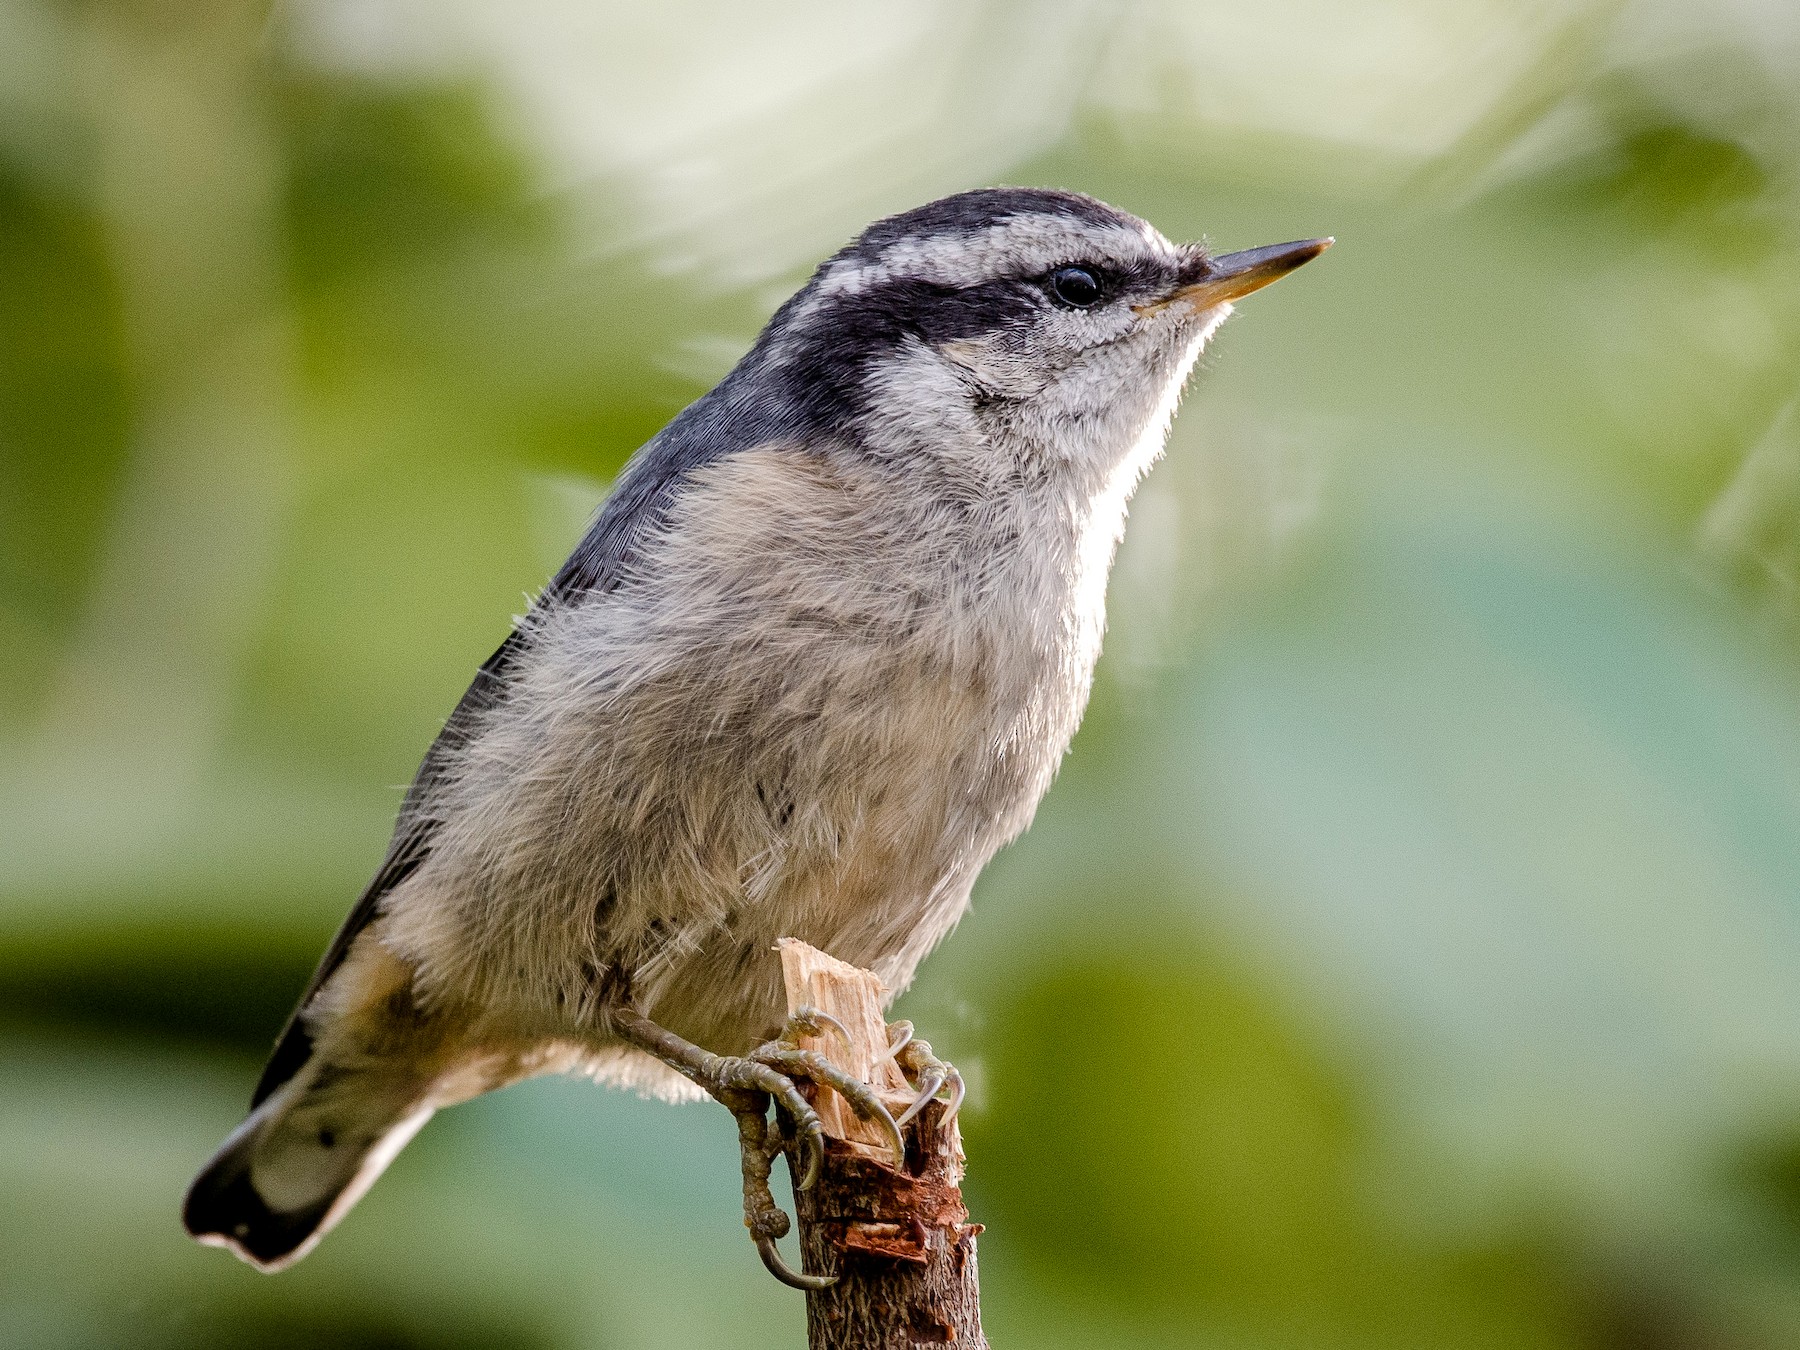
(1047, 265, 1103, 308)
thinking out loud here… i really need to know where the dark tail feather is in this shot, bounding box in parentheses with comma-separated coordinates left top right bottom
(184, 1068, 432, 1272)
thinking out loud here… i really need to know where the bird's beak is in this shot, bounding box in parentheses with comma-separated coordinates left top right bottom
(1136, 237, 1332, 316)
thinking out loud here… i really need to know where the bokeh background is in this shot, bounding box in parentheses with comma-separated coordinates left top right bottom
(5, 1, 1800, 1346)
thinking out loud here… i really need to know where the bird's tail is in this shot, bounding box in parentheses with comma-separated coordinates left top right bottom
(182, 1056, 434, 1272)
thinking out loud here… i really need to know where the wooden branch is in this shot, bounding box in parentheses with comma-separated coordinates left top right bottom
(777, 939, 986, 1349)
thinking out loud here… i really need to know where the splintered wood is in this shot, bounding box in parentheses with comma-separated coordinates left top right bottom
(775, 938, 985, 1350)
(776, 938, 913, 1157)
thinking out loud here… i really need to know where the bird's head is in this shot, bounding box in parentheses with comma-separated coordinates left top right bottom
(748, 187, 1328, 486)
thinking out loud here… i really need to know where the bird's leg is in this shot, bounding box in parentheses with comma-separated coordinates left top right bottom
(607, 1007, 834, 1290)
(748, 1006, 907, 1170)
(884, 1019, 965, 1130)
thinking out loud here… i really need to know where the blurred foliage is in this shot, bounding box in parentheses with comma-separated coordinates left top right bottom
(977, 940, 1582, 1350)
(4, 2, 1800, 1348)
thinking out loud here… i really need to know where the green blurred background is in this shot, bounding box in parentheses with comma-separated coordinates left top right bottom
(5, 1, 1800, 1346)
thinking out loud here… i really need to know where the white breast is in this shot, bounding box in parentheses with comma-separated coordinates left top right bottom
(378, 429, 1155, 1054)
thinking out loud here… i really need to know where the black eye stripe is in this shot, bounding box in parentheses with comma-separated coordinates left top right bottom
(1047, 265, 1103, 308)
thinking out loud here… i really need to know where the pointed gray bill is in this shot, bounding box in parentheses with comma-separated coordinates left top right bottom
(1137, 237, 1333, 315)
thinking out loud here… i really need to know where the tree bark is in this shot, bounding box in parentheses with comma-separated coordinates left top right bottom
(776, 940, 986, 1349)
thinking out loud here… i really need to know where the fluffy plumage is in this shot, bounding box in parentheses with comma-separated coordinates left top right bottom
(185, 187, 1260, 1271)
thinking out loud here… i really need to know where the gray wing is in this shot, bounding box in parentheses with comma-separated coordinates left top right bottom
(249, 372, 796, 1107)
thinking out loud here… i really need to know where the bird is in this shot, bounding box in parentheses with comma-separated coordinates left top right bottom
(183, 186, 1328, 1288)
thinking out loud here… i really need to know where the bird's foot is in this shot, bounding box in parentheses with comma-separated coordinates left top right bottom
(608, 1006, 837, 1290)
(885, 1020, 965, 1130)
(749, 1006, 907, 1171)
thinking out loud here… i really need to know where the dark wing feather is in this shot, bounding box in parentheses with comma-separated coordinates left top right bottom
(248, 369, 795, 1107)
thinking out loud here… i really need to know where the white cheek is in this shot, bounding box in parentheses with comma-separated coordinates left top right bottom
(939, 337, 1047, 399)
(861, 339, 988, 443)
(1046, 305, 1134, 353)
(1033, 311, 1215, 470)
(943, 304, 1141, 399)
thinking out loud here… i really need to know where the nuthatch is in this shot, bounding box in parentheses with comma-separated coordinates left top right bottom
(184, 188, 1328, 1287)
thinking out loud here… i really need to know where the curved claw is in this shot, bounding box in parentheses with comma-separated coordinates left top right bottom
(790, 1005, 854, 1056)
(894, 1036, 962, 1132)
(754, 1232, 837, 1291)
(939, 1063, 966, 1126)
(763, 1070, 825, 1191)
(894, 1062, 946, 1129)
(792, 1113, 825, 1191)
(709, 1057, 827, 1191)
(869, 1103, 907, 1172)
(884, 1019, 916, 1063)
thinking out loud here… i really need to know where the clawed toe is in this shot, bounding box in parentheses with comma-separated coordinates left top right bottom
(752, 1014, 906, 1171)
(887, 1020, 964, 1131)
(785, 1004, 853, 1055)
(711, 1055, 828, 1189)
(753, 1231, 835, 1291)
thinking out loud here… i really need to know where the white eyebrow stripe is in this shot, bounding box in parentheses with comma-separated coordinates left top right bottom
(818, 215, 1174, 298)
